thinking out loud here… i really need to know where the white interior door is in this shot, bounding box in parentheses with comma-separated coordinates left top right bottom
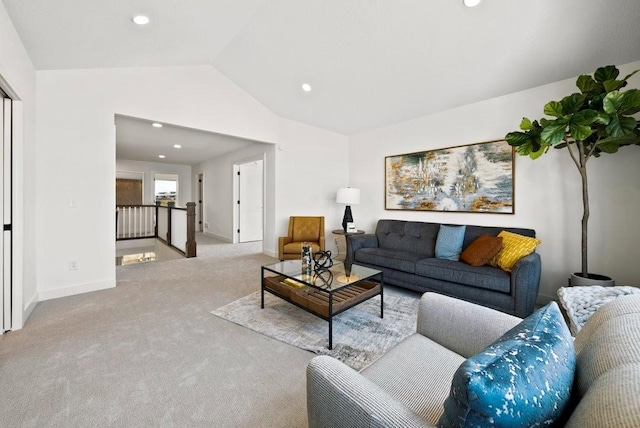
(238, 160, 263, 242)
(1, 96, 12, 333)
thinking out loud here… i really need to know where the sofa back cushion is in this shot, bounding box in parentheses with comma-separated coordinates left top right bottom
(573, 294, 640, 397)
(375, 220, 536, 258)
(375, 220, 439, 257)
(463, 225, 536, 249)
(567, 294, 640, 426)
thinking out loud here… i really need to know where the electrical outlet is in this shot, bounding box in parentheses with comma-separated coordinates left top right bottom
(334, 237, 339, 246)
(68, 260, 78, 271)
(204, 222, 209, 229)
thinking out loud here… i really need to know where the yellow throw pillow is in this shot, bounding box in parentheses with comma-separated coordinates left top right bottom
(489, 231, 541, 272)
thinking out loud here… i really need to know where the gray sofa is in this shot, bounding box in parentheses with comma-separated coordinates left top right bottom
(307, 292, 640, 427)
(346, 219, 541, 317)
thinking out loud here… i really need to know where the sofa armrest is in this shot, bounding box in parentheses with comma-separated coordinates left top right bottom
(416, 293, 522, 358)
(278, 236, 292, 260)
(345, 233, 378, 266)
(307, 356, 433, 428)
(510, 252, 541, 318)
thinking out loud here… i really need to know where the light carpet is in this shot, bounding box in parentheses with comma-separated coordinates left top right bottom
(212, 290, 419, 371)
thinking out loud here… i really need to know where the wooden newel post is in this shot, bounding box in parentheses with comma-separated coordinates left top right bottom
(186, 202, 197, 258)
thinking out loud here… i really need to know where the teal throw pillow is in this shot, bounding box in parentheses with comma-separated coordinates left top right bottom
(435, 225, 466, 261)
(438, 302, 575, 428)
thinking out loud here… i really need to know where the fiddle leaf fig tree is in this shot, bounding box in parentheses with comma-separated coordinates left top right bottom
(505, 65, 640, 278)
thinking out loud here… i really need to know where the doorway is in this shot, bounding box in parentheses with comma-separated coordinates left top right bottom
(1, 92, 12, 333)
(197, 173, 204, 232)
(236, 159, 264, 243)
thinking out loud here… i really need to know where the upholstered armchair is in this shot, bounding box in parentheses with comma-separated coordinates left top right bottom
(278, 216, 325, 261)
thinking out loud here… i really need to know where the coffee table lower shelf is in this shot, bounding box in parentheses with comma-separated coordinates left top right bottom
(262, 274, 383, 349)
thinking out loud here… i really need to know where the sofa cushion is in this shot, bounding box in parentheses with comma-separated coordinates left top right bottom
(435, 225, 466, 261)
(459, 234, 503, 267)
(462, 225, 536, 250)
(415, 258, 510, 293)
(573, 295, 640, 398)
(565, 363, 640, 428)
(438, 302, 575, 428)
(489, 230, 541, 272)
(362, 333, 465, 425)
(354, 247, 424, 274)
(375, 220, 439, 257)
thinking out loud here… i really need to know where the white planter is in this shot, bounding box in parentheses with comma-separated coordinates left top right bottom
(570, 273, 615, 287)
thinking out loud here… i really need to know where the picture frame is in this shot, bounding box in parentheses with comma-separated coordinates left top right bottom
(384, 139, 514, 213)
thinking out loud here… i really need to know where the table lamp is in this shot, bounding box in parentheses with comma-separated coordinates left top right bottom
(336, 187, 360, 232)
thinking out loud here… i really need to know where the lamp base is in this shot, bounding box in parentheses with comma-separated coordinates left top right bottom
(342, 205, 353, 232)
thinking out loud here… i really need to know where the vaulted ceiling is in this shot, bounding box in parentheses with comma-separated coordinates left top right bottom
(5, 0, 640, 138)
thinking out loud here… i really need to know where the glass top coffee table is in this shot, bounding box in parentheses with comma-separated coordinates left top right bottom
(261, 260, 383, 349)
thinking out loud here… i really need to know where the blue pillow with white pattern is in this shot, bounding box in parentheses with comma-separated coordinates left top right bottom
(438, 302, 575, 428)
(435, 225, 466, 261)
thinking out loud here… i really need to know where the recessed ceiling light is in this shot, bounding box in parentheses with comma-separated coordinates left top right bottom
(173, 144, 182, 149)
(463, 0, 482, 7)
(152, 122, 163, 128)
(301, 83, 312, 92)
(158, 155, 165, 159)
(132, 15, 150, 25)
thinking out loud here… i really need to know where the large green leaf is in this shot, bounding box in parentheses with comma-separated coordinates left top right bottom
(606, 116, 637, 137)
(597, 141, 621, 153)
(544, 101, 563, 117)
(505, 131, 530, 146)
(621, 69, 640, 83)
(603, 79, 624, 92)
(569, 123, 593, 141)
(519, 117, 534, 131)
(530, 145, 547, 159)
(594, 65, 619, 83)
(599, 133, 640, 146)
(576, 74, 598, 94)
(561, 93, 586, 114)
(571, 109, 598, 125)
(595, 112, 611, 125)
(619, 89, 640, 115)
(540, 121, 567, 144)
(603, 91, 625, 114)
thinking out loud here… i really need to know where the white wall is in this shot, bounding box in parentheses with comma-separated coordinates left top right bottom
(36, 65, 279, 301)
(0, 2, 38, 327)
(193, 142, 274, 244)
(35, 64, 350, 301)
(275, 118, 350, 257)
(349, 60, 640, 303)
(116, 159, 192, 207)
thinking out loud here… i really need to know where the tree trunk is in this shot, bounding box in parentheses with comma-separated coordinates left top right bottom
(579, 157, 589, 277)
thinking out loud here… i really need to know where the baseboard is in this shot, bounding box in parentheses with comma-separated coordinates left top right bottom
(24, 292, 38, 321)
(38, 278, 116, 302)
(204, 231, 232, 242)
(263, 248, 277, 259)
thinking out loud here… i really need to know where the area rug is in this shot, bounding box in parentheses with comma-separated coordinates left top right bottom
(211, 291, 419, 370)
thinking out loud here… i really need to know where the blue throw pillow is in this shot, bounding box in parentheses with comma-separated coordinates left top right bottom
(435, 225, 466, 261)
(438, 302, 575, 428)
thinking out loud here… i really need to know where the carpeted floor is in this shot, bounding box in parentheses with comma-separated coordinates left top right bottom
(212, 291, 419, 371)
(0, 234, 421, 426)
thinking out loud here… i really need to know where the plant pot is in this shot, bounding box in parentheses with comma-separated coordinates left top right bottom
(569, 272, 615, 287)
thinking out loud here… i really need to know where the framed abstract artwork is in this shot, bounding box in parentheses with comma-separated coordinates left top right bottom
(385, 139, 514, 213)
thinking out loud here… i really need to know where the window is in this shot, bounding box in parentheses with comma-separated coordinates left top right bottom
(154, 173, 178, 206)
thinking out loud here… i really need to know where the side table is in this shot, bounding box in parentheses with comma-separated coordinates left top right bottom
(331, 229, 365, 261)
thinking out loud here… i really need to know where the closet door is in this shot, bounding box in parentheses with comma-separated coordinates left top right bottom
(1, 96, 12, 333)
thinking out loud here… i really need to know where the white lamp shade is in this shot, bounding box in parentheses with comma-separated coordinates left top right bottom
(336, 187, 360, 204)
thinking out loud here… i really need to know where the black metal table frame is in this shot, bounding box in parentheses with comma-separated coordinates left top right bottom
(261, 264, 384, 350)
